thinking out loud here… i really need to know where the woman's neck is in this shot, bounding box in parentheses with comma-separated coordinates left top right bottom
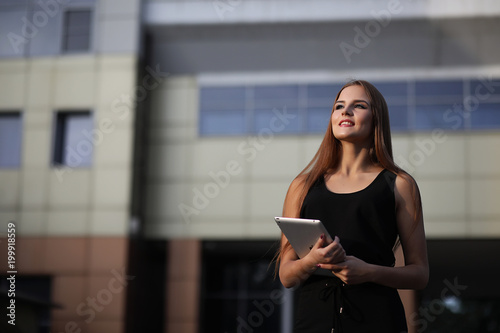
(336, 141, 376, 175)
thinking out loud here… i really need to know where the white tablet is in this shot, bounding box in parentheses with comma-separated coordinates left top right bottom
(274, 216, 333, 258)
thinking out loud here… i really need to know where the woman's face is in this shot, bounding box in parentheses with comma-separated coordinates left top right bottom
(331, 85, 373, 145)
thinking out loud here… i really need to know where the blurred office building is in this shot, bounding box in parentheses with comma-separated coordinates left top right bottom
(1, 0, 500, 332)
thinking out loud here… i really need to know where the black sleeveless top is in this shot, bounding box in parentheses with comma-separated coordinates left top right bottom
(301, 169, 398, 267)
(294, 169, 407, 333)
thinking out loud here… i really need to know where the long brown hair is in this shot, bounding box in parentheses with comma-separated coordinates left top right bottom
(274, 79, 422, 274)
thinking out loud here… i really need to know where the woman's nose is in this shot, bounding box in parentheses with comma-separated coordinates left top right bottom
(342, 107, 353, 116)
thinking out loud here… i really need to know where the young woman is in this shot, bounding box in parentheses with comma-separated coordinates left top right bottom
(276, 80, 429, 332)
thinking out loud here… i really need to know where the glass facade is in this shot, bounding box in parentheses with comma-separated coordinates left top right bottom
(200, 78, 500, 136)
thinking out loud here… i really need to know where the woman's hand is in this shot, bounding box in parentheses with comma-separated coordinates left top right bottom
(306, 234, 346, 266)
(319, 255, 373, 285)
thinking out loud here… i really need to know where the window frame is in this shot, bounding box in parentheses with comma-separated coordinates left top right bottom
(51, 110, 94, 168)
(61, 7, 94, 54)
(0, 111, 22, 168)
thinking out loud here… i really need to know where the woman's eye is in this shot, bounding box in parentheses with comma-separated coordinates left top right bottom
(335, 104, 343, 110)
(355, 104, 367, 109)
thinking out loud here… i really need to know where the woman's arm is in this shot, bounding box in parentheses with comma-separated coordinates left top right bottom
(321, 174, 429, 290)
(278, 176, 346, 289)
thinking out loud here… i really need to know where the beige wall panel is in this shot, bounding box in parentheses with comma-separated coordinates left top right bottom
(98, 55, 136, 69)
(0, 170, 20, 209)
(20, 170, 49, 208)
(92, 168, 131, 208)
(249, 181, 289, 219)
(412, 134, 466, 178)
(89, 209, 128, 236)
(299, 136, 323, 167)
(26, 61, 54, 107)
(468, 133, 500, 176)
(97, 69, 135, 106)
(49, 169, 91, 207)
(47, 209, 89, 236)
(54, 58, 96, 107)
(24, 106, 52, 126)
(249, 138, 302, 179)
(0, 212, 18, 236)
(418, 178, 466, 220)
(18, 210, 47, 236)
(469, 220, 500, 237)
(393, 135, 415, 173)
(0, 60, 27, 108)
(22, 127, 52, 169)
(424, 220, 468, 238)
(95, 103, 134, 132)
(93, 128, 133, 168)
(469, 178, 500, 219)
(191, 139, 247, 180)
(29, 58, 55, 68)
(247, 221, 282, 239)
(187, 181, 246, 221)
(0, 59, 27, 72)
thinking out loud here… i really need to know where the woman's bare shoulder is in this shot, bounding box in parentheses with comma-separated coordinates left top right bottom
(282, 174, 309, 217)
(394, 172, 420, 207)
(289, 174, 308, 191)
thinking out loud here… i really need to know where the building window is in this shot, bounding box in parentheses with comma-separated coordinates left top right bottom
(62, 9, 92, 53)
(199, 84, 340, 136)
(52, 111, 93, 168)
(0, 112, 22, 168)
(199, 78, 500, 136)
